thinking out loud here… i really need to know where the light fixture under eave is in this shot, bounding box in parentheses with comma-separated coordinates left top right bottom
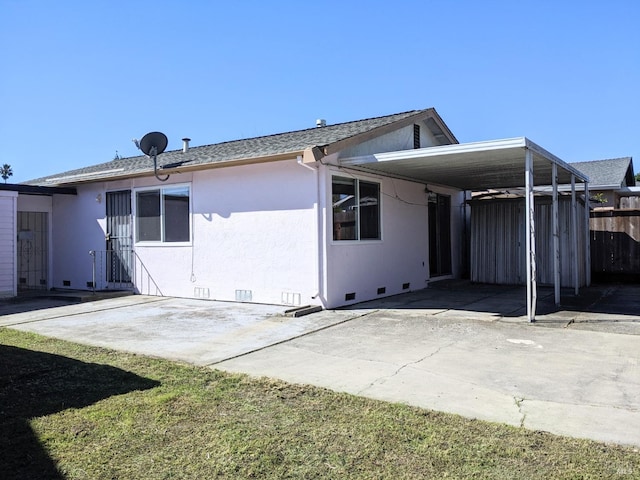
(134, 131, 170, 182)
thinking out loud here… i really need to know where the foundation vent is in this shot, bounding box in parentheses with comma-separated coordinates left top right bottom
(377, 287, 386, 295)
(235, 289, 253, 302)
(194, 287, 210, 299)
(402, 282, 410, 290)
(281, 292, 302, 306)
(345, 292, 356, 301)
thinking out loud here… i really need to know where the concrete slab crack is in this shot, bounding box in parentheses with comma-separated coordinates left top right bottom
(514, 396, 526, 428)
(357, 342, 455, 395)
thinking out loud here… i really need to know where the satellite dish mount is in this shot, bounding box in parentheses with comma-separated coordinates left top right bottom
(135, 132, 170, 182)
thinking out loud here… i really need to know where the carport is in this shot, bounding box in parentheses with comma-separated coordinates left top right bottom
(340, 137, 590, 322)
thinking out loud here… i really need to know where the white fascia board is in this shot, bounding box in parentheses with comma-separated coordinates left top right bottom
(340, 138, 529, 166)
(524, 139, 589, 183)
(380, 137, 527, 163)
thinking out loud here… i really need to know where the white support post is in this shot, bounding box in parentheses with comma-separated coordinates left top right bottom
(552, 163, 560, 306)
(571, 175, 579, 295)
(584, 181, 591, 287)
(525, 149, 537, 322)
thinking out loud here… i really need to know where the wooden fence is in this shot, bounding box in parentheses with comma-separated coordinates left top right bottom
(590, 206, 640, 279)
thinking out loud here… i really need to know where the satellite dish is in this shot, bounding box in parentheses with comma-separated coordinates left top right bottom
(139, 131, 168, 157)
(134, 131, 170, 182)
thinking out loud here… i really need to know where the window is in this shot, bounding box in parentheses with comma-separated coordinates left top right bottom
(332, 176, 380, 241)
(135, 185, 190, 243)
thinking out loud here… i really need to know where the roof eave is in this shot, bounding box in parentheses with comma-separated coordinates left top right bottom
(38, 150, 308, 186)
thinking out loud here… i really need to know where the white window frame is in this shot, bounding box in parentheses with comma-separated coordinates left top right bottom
(133, 183, 192, 245)
(331, 174, 382, 242)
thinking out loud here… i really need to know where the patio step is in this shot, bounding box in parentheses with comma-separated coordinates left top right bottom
(284, 305, 323, 318)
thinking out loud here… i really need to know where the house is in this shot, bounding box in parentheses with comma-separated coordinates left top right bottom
(9, 108, 591, 320)
(570, 157, 640, 279)
(570, 157, 636, 209)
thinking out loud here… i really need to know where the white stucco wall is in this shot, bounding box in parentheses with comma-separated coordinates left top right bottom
(51, 159, 320, 305)
(133, 160, 319, 305)
(337, 122, 441, 159)
(0, 191, 18, 297)
(49, 149, 463, 308)
(52, 185, 107, 289)
(322, 165, 464, 308)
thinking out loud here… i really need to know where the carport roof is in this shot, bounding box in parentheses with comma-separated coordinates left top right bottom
(340, 137, 589, 191)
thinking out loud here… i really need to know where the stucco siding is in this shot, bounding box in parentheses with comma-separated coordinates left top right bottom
(52, 184, 106, 289)
(133, 160, 318, 304)
(337, 122, 440, 160)
(324, 166, 463, 308)
(51, 160, 319, 305)
(0, 192, 18, 297)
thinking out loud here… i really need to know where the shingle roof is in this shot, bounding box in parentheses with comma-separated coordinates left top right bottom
(570, 157, 634, 188)
(27, 109, 441, 186)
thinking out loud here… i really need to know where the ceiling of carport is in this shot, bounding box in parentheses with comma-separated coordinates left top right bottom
(340, 137, 589, 191)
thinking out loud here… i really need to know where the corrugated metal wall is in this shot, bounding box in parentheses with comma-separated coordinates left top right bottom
(17, 211, 49, 291)
(0, 194, 16, 296)
(470, 198, 587, 287)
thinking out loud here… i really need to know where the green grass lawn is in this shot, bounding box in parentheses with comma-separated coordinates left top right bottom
(1, 328, 638, 479)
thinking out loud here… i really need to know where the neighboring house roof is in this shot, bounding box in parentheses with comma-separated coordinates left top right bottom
(27, 108, 456, 186)
(570, 157, 634, 188)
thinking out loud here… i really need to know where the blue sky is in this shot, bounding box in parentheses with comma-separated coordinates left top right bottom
(1, 1, 638, 183)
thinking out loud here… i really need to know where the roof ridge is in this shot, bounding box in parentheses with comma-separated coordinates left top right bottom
(187, 109, 425, 151)
(572, 157, 632, 164)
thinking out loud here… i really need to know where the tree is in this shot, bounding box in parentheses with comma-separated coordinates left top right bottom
(635, 172, 640, 183)
(0, 164, 12, 183)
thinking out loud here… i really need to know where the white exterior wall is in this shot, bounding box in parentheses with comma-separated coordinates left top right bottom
(0, 191, 18, 297)
(52, 185, 107, 289)
(338, 123, 440, 159)
(51, 159, 319, 305)
(323, 163, 464, 308)
(133, 160, 318, 304)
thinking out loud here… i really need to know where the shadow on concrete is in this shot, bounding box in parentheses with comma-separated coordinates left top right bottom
(0, 298, 79, 317)
(343, 280, 640, 327)
(0, 290, 133, 317)
(0, 344, 159, 479)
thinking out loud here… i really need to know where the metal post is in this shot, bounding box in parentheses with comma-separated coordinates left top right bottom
(525, 149, 536, 322)
(571, 175, 579, 295)
(552, 163, 560, 306)
(584, 181, 591, 287)
(89, 250, 96, 294)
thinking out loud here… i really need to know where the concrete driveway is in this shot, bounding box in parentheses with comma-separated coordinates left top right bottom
(1, 283, 639, 447)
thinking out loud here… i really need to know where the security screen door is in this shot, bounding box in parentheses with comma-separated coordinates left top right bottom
(106, 190, 133, 284)
(428, 193, 452, 276)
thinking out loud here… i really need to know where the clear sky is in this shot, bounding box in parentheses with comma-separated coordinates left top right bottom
(1, 0, 638, 183)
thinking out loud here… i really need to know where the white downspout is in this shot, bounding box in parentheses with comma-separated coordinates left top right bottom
(297, 155, 324, 305)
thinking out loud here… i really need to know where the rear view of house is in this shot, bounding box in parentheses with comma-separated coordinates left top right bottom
(17, 109, 462, 309)
(7, 108, 594, 320)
